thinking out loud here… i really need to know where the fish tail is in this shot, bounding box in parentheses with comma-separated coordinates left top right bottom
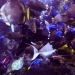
(26, 8, 30, 20)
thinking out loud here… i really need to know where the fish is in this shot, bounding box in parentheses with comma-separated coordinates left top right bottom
(0, 0, 26, 26)
(0, 0, 37, 26)
(25, 43, 56, 61)
(26, 7, 40, 20)
(54, 4, 75, 26)
(54, 13, 75, 26)
(25, 17, 37, 33)
(58, 44, 68, 50)
(11, 57, 24, 70)
(29, 9, 40, 18)
(28, 59, 42, 70)
(26, 0, 48, 12)
(5, 32, 26, 39)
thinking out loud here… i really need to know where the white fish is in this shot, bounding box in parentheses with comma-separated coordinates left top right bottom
(11, 57, 24, 70)
(31, 43, 56, 61)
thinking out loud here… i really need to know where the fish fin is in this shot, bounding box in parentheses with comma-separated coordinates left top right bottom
(39, 43, 56, 57)
(62, 44, 68, 48)
(58, 44, 68, 50)
(26, 8, 30, 20)
(39, 43, 53, 53)
(31, 45, 39, 60)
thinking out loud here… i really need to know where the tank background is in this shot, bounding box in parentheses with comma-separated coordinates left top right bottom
(0, 0, 75, 75)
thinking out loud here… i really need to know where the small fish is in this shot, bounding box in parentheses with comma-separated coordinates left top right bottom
(54, 4, 75, 26)
(25, 43, 56, 61)
(25, 17, 37, 33)
(0, 0, 26, 26)
(58, 44, 68, 50)
(5, 32, 26, 39)
(11, 57, 24, 70)
(28, 59, 42, 70)
(0, 0, 35, 26)
(26, 0, 48, 12)
(28, 9, 40, 18)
